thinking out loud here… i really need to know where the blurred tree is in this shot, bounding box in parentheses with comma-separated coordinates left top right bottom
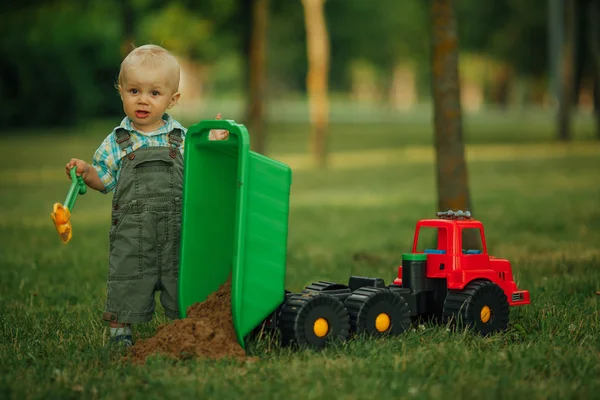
(139, 3, 218, 62)
(549, 0, 563, 109)
(587, 0, 600, 139)
(325, 0, 429, 98)
(0, 0, 122, 130)
(301, 0, 330, 168)
(557, 0, 576, 141)
(456, 0, 549, 107)
(265, 1, 307, 94)
(430, 0, 477, 246)
(120, 0, 136, 58)
(137, 1, 240, 115)
(247, 0, 270, 154)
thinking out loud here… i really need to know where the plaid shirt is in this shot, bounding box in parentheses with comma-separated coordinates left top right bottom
(92, 113, 187, 194)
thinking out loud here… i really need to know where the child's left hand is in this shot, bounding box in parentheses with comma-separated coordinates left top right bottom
(209, 113, 230, 141)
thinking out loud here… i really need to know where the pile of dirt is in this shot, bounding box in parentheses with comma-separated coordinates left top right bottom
(125, 277, 247, 365)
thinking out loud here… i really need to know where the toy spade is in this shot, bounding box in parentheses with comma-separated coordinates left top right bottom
(51, 167, 87, 244)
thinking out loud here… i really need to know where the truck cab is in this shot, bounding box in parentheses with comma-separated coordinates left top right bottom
(402, 210, 530, 307)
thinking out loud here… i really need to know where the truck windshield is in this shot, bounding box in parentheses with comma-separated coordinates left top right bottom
(415, 227, 447, 254)
(461, 227, 484, 254)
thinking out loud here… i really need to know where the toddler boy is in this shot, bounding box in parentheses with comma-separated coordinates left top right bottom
(66, 44, 228, 347)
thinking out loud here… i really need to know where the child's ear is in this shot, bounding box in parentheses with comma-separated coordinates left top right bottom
(117, 85, 123, 100)
(168, 92, 181, 109)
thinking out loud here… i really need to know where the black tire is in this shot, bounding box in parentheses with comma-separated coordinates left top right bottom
(443, 279, 510, 336)
(344, 287, 412, 336)
(278, 292, 350, 349)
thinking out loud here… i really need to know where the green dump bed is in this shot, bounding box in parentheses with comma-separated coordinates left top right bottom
(177, 120, 292, 349)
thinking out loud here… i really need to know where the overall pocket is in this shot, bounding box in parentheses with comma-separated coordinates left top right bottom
(108, 202, 143, 280)
(108, 202, 132, 241)
(134, 159, 174, 197)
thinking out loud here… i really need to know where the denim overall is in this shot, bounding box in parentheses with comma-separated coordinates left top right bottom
(102, 128, 183, 324)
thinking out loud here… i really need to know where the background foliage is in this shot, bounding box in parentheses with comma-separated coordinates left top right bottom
(0, 0, 563, 130)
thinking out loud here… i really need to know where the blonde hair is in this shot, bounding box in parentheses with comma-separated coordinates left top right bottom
(117, 44, 181, 93)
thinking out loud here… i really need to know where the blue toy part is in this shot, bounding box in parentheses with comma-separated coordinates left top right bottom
(424, 249, 446, 254)
(463, 249, 482, 255)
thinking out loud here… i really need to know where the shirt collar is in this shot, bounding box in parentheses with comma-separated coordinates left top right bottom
(119, 113, 174, 136)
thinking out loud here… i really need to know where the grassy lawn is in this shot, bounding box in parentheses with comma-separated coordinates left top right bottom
(1, 109, 599, 399)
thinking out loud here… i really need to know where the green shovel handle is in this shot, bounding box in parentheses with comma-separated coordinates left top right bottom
(65, 167, 87, 211)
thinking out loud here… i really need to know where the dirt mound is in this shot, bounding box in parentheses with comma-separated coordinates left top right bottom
(125, 277, 247, 364)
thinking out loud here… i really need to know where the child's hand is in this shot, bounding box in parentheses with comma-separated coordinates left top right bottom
(64, 158, 105, 192)
(209, 113, 230, 141)
(65, 158, 90, 180)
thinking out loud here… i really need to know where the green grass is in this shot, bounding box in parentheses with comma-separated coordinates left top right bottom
(1, 108, 599, 399)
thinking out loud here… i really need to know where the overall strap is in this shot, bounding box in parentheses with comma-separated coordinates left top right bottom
(168, 128, 183, 158)
(115, 128, 135, 160)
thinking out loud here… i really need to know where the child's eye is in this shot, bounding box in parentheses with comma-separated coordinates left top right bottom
(129, 88, 138, 94)
(152, 91, 160, 96)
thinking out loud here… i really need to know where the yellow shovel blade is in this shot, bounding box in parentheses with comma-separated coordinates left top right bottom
(51, 202, 72, 244)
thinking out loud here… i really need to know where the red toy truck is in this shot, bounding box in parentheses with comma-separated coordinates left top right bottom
(388, 210, 530, 335)
(290, 210, 531, 344)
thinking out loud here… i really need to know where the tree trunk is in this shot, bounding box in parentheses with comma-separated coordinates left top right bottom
(549, 0, 564, 108)
(388, 63, 416, 111)
(301, 0, 330, 168)
(120, 0, 135, 58)
(248, 0, 269, 154)
(238, 0, 252, 115)
(589, 0, 600, 139)
(430, 0, 477, 247)
(489, 63, 512, 110)
(558, 0, 577, 141)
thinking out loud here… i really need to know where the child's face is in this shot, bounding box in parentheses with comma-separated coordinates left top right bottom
(119, 65, 180, 133)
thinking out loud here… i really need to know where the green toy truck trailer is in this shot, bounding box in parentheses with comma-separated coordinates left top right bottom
(178, 120, 530, 350)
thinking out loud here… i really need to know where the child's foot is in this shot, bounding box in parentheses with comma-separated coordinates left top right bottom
(109, 326, 133, 347)
(110, 334, 134, 348)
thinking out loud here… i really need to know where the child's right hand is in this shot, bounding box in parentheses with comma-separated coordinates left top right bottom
(209, 113, 229, 141)
(65, 158, 90, 180)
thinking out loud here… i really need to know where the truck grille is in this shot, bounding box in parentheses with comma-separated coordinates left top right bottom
(512, 292, 524, 302)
